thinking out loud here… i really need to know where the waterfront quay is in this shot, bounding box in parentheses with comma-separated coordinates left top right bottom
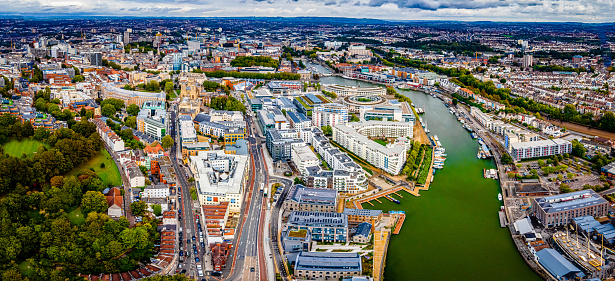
(317, 73, 540, 280)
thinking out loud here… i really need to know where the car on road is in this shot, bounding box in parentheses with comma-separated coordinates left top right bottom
(195, 257, 200, 262)
(179, 250, 183, 256)
(194, 249, 198, 255)
(187, 239, 191, 244)
(250, 268, 255, 272)
(193, 244, 196, 250)
(200, 242, 205, 248)
(192, 235, 196, 241)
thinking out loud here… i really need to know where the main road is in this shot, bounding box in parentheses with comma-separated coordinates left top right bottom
(168, 105, 206, 278)
(225, 113, 268, 281)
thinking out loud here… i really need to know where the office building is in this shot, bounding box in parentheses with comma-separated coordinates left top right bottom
(123, 30, 130, 45)
(294, 252, 362, 280)
(312, 103, 349, 128)
(179, 115, 197, 144)
(189, 150, 249, 212)
(287, 211, 348, 243)
(333, 121, 412, 175)
(102, 83, 165, 106)
(322, 84, 385, 97)
(137, 101, 167, 141)
(256, 108, 289, 132)
(532, 190, 609, 227)
(88, 52, 102, 67)
(283, 184, 338, 213)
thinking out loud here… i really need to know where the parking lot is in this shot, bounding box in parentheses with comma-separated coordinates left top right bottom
(516, 158, 603, 192)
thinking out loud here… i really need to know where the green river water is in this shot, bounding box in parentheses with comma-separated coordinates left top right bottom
(319, 75, 542, 281)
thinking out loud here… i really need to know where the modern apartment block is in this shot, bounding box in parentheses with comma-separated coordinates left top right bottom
(510, 139, 572, 161)
(532, 190, 609, 227)
(332, 121, 412, 175)
(286, 211, 348, 243)
(322, 84, 386, 97)
(291, 146, 320, 175)
(312, 103, 349, 128)
(265, 129, 304, 161)
(299, 127, 368, 193)
(294, 252, 362, 280)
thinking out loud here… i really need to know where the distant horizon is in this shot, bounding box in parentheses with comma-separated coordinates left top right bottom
(1, 15, 615, 25)
(1, 0, 613, 23)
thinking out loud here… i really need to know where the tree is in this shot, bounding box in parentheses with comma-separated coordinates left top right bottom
(33, 127, 49, 140)
(21, 121, 34, 137)
(188, 177, 195, 183)
(571, 139, 587, 158)
(102, 104, 116, 117)
(165, 81, 174, 94)
(321, 125, 333, 136)
(72, 75, 85, 83)
(127, 104, 140, 116)
(294, 177, 304, 185)
(130, 201, 147, 217)
(125, 116, 137, 129)
(500, 153, 513, 165)
(161, 135, 174, 149)
(81, 191, 109, 214)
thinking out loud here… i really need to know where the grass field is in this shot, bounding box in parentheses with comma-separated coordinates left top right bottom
(66, 149, 122, 187)
(2, 138, 50, 157)
(68, 207, 86, 225)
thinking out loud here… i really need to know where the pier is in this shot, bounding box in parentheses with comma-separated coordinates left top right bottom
(353, 186, 420, 209)
(498, 211, 507, 228)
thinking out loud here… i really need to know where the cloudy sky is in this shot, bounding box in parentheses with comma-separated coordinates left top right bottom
(1, 0, 614, 22)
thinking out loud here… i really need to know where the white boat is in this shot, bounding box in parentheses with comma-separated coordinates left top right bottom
(434, 135, 439, 141)
(498, 193, 503, 201)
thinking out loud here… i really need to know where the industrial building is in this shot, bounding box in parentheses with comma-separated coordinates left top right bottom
(294, 252, 362, 280)
(532, 190, 609, 227)
(283, 184, 338, 214)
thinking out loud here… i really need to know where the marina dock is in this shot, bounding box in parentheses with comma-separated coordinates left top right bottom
(498, 211, 507, 228)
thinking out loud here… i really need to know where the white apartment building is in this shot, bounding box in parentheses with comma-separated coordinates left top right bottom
(312, 103, 349, 128)
(189, 150, 249, 212)
(101, 83, 166, 106)
(142, 184, 170, 198)
(291, 146, 320, 175)
(322, 84, 386, 97)
(510, 139, 572, 161)
(333, 121, 412, 175)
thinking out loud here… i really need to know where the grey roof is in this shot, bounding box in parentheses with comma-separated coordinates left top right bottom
(355, 222, 372, 237)
(535, 248, 582, 279)
(343, 209, 382, 217)
(286, 111, 310, 124)
(513, 218, 533, 235)
(294, 252, 361, 272)
(193, 113, 211, 123)
(288, 211, 348, 228)
(535, 190, 607, 214)
(286, 185, 338, 206)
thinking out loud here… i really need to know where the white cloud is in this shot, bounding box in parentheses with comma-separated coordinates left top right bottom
(1, 0, 615, 22)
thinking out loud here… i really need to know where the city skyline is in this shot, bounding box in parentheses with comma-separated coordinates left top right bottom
(2, 0, 615, 23)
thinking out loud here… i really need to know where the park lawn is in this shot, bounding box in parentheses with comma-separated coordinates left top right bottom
(68, 207, 86, 225)
(66, 149, 122, 187)
(2, 138, 50, 157)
